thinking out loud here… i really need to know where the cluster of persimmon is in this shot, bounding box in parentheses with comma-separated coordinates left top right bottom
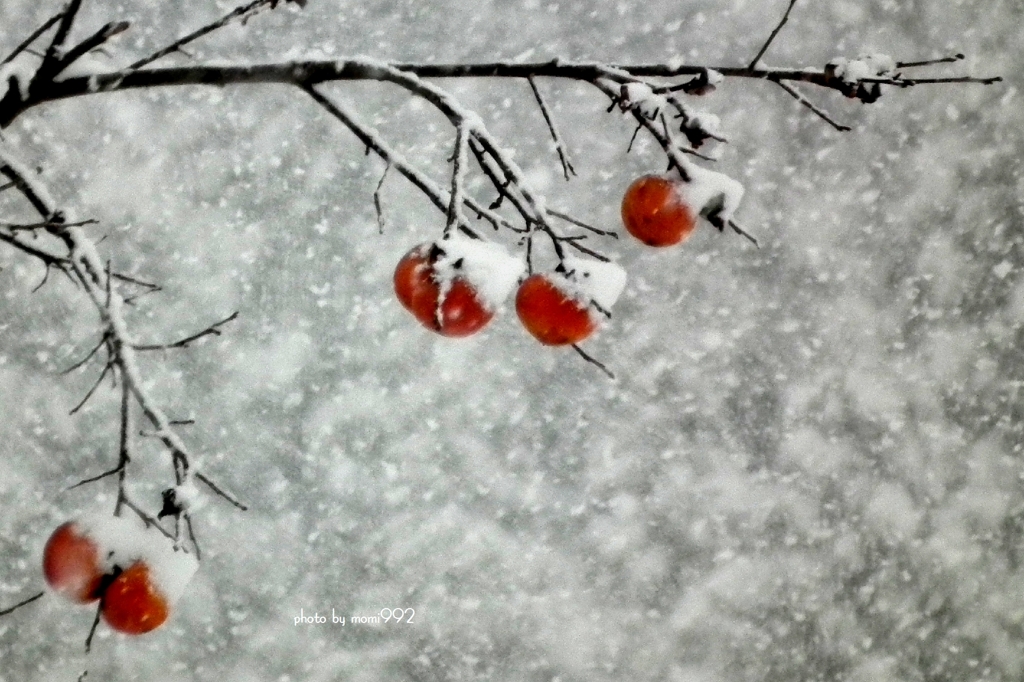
(42, 517, 197, 635)
(393, 172, 725, 343)
(394, 235, 627, 345)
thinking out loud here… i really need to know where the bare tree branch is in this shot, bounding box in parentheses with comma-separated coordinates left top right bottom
(0, 591, 44, 617)
(301, 84, 500, 236)
(129, 0, 284, 70)
(1, 12, 63, 66)
(528, 76, 576, 180)
(35, 0, 85, 83)
(572, 343, 615, 379)
(133, 311, 239, 351)
(374, 162, 390, 234)
(1, 57, 1001, 128)
(772, 79, 851, 131)
(749, 0, 800, 69)
(54, 21, 130, 78)
(897, 53, 964, 68)
(65, 463, 122, 491)
(195, 471, 248, 510)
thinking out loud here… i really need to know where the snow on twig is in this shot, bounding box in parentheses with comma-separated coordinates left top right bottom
(0, 143, 247, 542)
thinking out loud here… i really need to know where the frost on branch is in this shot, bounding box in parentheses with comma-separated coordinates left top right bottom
(825, 53, 897, 102)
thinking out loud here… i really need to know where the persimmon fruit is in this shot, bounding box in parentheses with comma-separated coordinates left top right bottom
(42, 522, 105, 604)
(393, 243, 493, 337)
(621, 175, 697, 247)
(101, 562, 170, 635)
(515, 273, 596, 346)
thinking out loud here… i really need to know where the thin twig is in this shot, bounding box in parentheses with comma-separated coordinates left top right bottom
(772, 79, 851, 131)
(444, 122, 470, 238)
(54, 21, 131, 78)
(728, 218, 760, 247)
(571, 344, 615, 379)
(548, 208, 618, 237)
(69, 362, 113, 415)
(84, 603, 102, 652)
(120, 496, 176, 539)
(896, 54, 964, 68)
(186, 515, 201, 560)
(0, 591, 44, 616)
(65, 463, 122, 491)
(373, 162, 389, 234)
(37, 0, 85, 81)
(195, 471, 248, 510)
(302, 84, 498, 235)
(861, 75, 1002, 85)
(1, 218, 98, 231)
(561, 239, 611, 262)
(61, 334, 109, 374)
(748, 0, 799, 69)
(129, 0, 279, 70)
(1, 12, 63, 66)
(132, 311, 239, 351)
(114, 367, 131, 516)
(527, 75, 576, 180)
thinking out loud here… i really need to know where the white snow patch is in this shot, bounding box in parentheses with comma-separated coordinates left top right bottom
(676, 165, 745, 225)
(433, 235, 524, 311)
(829, 53, 896, 84)
(79, 513, 198, 604)
(55, 53, 117, 80)
(0, 55, 35, 101)
(688, 110, 721, 137)
(172, 479, 204, 513)
(619, 82, 667, 120)
(561, 255, 627, 311)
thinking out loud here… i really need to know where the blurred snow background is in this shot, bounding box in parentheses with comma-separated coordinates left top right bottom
(0, 0, 1022, 680)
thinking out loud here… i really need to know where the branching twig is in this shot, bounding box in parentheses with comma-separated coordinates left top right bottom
(772, 79, 851, 132)
(571, 344, 615, 379)
(129, 0, 283, 70)
(0, 591, 44, 617)
(897, 54, 965, 68)
(528, 75, 576, 180)
(65, 463, 122, 491)
(301, 84, 501, 235)
(133, 311, 239, 351)
(68, 361, 113, 415)
(749, 0, 800, 69)
(728, 219, 760, 247)
(54, 21, 130, 78)
(35, 0, 85, 83)
(84, 602, 102, 652)
(374, 162, 390, 234)
(444, 122, 470, 238)
(0, 59, 1002, 129)
(195, 471, 248, 510)
(547, 209, 618, 238)
(1, 12, 63, 66)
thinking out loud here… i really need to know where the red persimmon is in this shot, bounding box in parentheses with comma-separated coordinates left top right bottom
(515, 273, 596, 346)
(393, 244, 494, 337)
(621, 175, 697, 247)
(42, 522, 105, 604)
(101, 562, 170, 635)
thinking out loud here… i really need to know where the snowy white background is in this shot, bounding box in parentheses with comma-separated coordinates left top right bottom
(1, 0, 1022, 680)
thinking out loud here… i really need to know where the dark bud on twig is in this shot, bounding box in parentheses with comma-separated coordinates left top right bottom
(158, 488, 182, 518)
(678, 69, 717, 96)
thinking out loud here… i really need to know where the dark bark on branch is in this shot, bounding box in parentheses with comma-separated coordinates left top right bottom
(1, 58, 1000, 128)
